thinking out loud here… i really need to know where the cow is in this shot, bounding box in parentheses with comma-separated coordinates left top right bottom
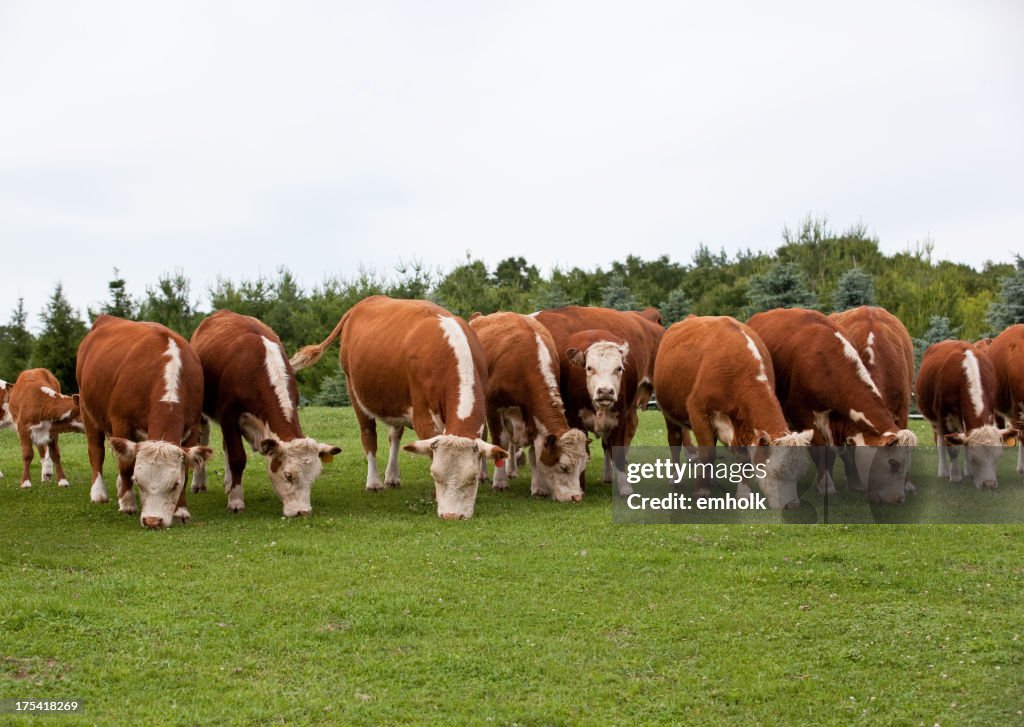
(0, 379, 15, 478)
(189, 310, 342, 517)
(468, 312, 589, 502)
(290, 296, 507, 520)
(632, 307, 664, 326)
(747, 308, 917, 504)
(916, 340, 1018, 489)
(76, 315, 212, 529)
(987, 324, 1024, 475)
(652, 316, 812, 509)
(829, 306, 916, 497)
(533, 306, 663, 492)
(6, 369, 84, 489)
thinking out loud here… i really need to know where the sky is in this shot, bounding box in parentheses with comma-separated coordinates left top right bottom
(1, 0, 1022, 330)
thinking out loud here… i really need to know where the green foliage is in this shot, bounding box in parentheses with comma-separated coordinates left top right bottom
(0, 298, 34, 379)
(914, 315, 959, 365)
(601, 273, 638, 311)
(659, 287, 690, 326)
(746, 262, 818, 315)
(88, 268, 138, 321)
(138, 270, 203, 338)
(832, 268, 876, 311)
(33, 284, 88, 392)
(312, 369, 350, 407)
(987, 256, 1024, 331)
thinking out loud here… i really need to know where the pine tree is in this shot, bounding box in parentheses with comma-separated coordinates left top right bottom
(0, 298, 34, 378)
(832, 268, 876, 311)
(746, 263, 817, 315)
(913, 315, 959, 365)
(33, 284, 88, 392)
(659, 288, 690, 326)
(601, 273, 637, 311)
(531, 281, 573, 310)
(987, 256, 1024, 331)
(89, 268, 138, 321)
(139, 270, 202, 337)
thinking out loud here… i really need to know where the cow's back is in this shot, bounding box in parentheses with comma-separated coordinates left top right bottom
(915, 340, 997, 427)
(9, 368, 61, 420)
(988, 324, 1024, 418)
(470, 312, 558, 406)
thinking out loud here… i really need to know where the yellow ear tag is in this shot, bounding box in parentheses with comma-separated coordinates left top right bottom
(321, 453, 335, 463)
(1006, 437, 1017, 448)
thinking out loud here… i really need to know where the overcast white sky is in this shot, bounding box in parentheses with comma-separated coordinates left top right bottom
(1, 0, 1022, 330)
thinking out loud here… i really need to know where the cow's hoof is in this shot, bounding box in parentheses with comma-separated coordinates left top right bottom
(491, 483, 508, 492)
(173, 507, 191, 524)
(531, 490, 548, 498)
(227, 503, 245, 513)
(20, 480, 32, 489)
(905, 482, 917, 495)
(365, 481, 384, 492)
(384, 479, 401, 489)
(950, 474, 963, 484)
(192, 483, 207, 493)
(58, 479, 70, 488)
(119, 504, 137, 515)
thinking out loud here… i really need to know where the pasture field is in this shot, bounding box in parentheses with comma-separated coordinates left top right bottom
(2, 409, 1023, 725)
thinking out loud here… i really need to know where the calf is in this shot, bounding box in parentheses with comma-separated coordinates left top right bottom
(6, 369, 84, 489)
(190, 310, 341, 516)
(469, 312, 588, 502)
(747, 308, 917, 503)
(916, 340, 1017, 489)
(291, 296, 507, 520)
(0, 379, 14, 478)
(76, 315, 212, 529)
(653, 316, 812, 509)
(987, 324, 1024, 475)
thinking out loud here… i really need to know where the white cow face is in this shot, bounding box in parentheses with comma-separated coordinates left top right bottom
(567, 341, 629, 412)
(852, 429, 918, 504)
(110, 439, 213, 529)
(945, 425, 1017, 489)
(403, 435, 508, 519)
(260, 437, 342, 517)
(750, 430, 812, 509)
(535, 429, 589, 502)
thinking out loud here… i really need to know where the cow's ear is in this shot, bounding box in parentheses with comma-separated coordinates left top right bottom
(71, 394, 80, 406)
(259, 439, 282, 457)
(109, 438, 137, 466)
(617, 342, 630, 360)
(185, 446, 214, 469)
(475, 439, 509, 461)
(754, 429, 772, 448)
(404, 437, 440, 456)
(944, 432, 966, 446)
(1000, 428, 1018, 447)
(468, 311, 482, 321)
(544, 433, 558, 451)
(566, 348, 586, 367)
(318, 443, 342, 462)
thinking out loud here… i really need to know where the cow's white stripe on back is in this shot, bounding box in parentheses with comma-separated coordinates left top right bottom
(962, 349, 985, 419)
(438, 316, 476, 420)
(834, 332, 880, 397)
(865, 332, 876, 367)
(534, 333, 563, 407)
(40, 386, 57, 398)
(743, 333, 769, 383)
(261, 336, 294, 422)
(161, 338, 182, 404)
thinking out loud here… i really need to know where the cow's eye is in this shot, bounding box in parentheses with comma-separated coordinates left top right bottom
(559, 464, 570, 473)
(616, 366, 624, 373)
(586, 366, 594, 373)
(285, 472, 294, 482)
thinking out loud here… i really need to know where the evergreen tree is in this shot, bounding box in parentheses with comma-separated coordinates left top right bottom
(832, 268, 876, 311)
(913, 315, 959, 365)
(139, 270, 203, 337)
(987, 256, 1024, 331)
(659, 288, 690, 326)
(33, 284, 88, 392)
(0, 298, 34, 378)
(530, 281, 573, 310)
(746, 262, 818, 315)
(312, 369, 350, 406)
(89, 268, 138, 321)
(601, 273, 637, 311)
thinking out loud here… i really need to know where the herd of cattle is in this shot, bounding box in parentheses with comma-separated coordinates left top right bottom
(1, 297, 1023, 527)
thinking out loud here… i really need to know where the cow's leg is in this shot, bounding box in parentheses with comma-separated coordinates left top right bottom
(39, 444, 53, 481)
(529, 445, 548, 497)
(601, 438, 614, 484)
(87, 428, 109, 503)
(609, 411, 638, 496)
(839, 446, 865, 492)
(354, 407, 382, 492)
(689, 417, 718, 498)
(934, 427, 950, 478)
(1017, 440, 1024, 476)
(174, 429, 200, 522)
(115, 462, 136, 515)
(191, 416, 211, 493)
(816, 446, 838, 496)
(17, 426, 34, 489)
(384, 425, 403, 488)
(49, 436, 70, 487)
(665, 417, 686, 467)
(221, 418, 247, 513)
(486, 409, 508, 490)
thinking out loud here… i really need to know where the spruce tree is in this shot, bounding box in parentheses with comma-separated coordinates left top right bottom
(746, 263, 817, 315)
(0, 299, 34, 378)
(987, 256, 1024, 331)
(34, 284, 88, 392)
(832, 268, 876, 311)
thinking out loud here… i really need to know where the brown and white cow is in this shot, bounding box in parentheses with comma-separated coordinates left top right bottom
(533, 306, 662, 492)
(987, 324, 1024, 475)
(916, 340, 1018, 489)
(829, 305, 917, 499)
(747, 308, 917, 503)
(290, 296, 507, 520)
(653, 316, 812, 509)
(76, 315, 212, 529)
(5, 369, 84, 489)
(190, 310, 341, 517)
(0, 379, 14, 478)
(468, 312, 589, 502)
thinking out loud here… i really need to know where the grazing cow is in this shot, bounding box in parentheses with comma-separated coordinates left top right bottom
(6, 369, 84, 489)
(290, 296, 507, 520)
(829, 306, 916, 497)
(533, 306, 663, 491)
(190, 311, 342, 516)
(916, 340, 1018, 489)
(76, 315, 212, 529)
(653, 316, 812, 509)
(468, 312, 589, 502)
(988, 324, 1024, 474)
(747, 308, 917, 504)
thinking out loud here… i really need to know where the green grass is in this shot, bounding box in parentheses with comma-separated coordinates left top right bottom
(1, 410, 1023, 725)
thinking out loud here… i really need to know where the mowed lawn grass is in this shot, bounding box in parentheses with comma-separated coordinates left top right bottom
(1, 409, 1023, 725)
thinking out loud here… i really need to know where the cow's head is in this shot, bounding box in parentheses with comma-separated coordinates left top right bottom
(944, 424, 1018, 490)
(403, 434, 508, 519)
(534, 429, 589, 502)
(850, 429, 918, 504)
(750, 429, 813, 509)
(110, 439, 213, 529)
(567, 340, 629, 422)
(259, 437, 342, 517)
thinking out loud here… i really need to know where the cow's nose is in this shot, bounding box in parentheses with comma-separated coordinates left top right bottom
(784, 499, 801, 510)
(596, 387, 614, 398)
(439, 512, 465, 521)
(570, 494, 582, 503)
(294, 509, 311, 517)
(983, 479, 997, 490)
(142, 516, 164, 529)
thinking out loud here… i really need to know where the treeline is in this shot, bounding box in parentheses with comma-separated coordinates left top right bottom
(1, 217, 1022, 403)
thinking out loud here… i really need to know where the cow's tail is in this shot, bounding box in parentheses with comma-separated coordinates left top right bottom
(290, 314, 348, 371)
